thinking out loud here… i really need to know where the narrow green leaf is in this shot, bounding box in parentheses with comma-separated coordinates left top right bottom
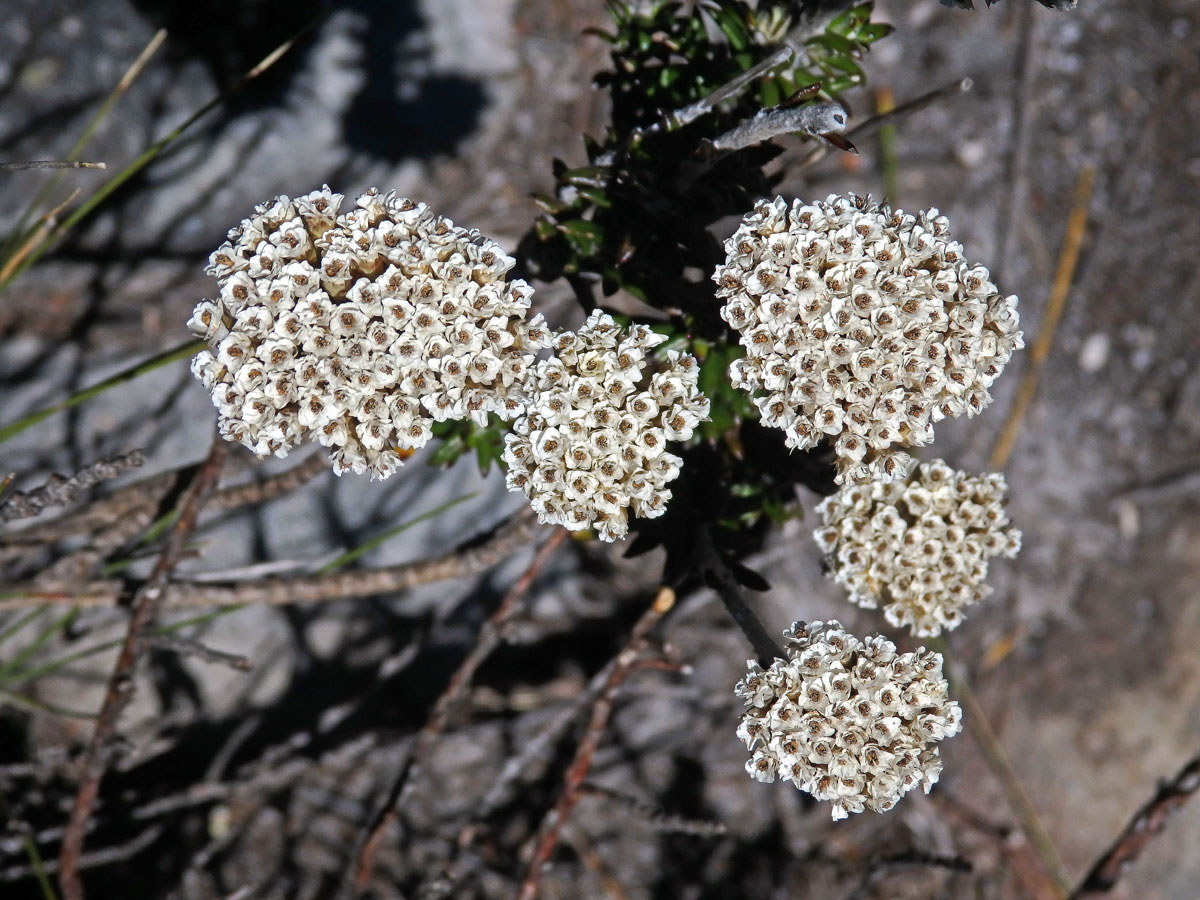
(0, 338, 205, 444)
(429, 435, 467, 466)
(0, 607, 79, 682)
(0, 607, 47, 647)
(858, 22, 894, 43)
(317, 492, 478, 574)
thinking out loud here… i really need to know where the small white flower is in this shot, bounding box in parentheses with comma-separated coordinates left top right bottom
(190, 186, 552, 479)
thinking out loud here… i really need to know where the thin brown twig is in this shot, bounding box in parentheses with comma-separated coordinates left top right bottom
(209, 451, 328, 511)
(57, 435, 226, 900)
(3, 470, 180, 544)
(988, 165, 1095, 471)
(1072, 753, 1200, 897)
(352, 526, 567, 894)
(146, 633, 252, 671)
(517, 587, 677, 900)
(0, 188, 82, 283)
(994, 2, 1038, 284)
(577, 783, 727, 837)
(1, 509, 541, 611)
(564, 826, 637, 900)
(2, 824, 163, 882)
(0, 450, 144, 523)
(4, 452, 326, 556)
(0, 161, 106, 170)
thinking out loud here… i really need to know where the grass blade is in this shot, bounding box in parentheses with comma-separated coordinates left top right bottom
(0, 338, 204, 445)
(1, 29, 307, 288)
(1, 29, 166, 264)
(317, 492, 479, 574)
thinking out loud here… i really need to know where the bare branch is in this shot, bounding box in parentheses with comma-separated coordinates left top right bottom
(1073, 754, 1200, 897)
(1, 450, 144, 523)
(353, 527, 569, 893)
(2, 508, 543, 611)
(57, 435, 226, 900)
(517, 587, 677, 900)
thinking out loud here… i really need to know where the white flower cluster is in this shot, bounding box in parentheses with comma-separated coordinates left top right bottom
(189, 186, 549, 479)
(502, 310, 710, 542)
(735, 620, 961, 820)
(814, 460, 1021, 637)
(714, 194, 1023, 485)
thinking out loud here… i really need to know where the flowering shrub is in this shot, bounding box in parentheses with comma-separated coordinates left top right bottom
(178, 0, 1037, 831)
(714, 194, 1023, 485)
(736, 620, 961, 820)
(815, 460, 1021, 636)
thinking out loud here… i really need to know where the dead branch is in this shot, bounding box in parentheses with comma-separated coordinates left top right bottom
(517, 587, 677, 900)
(353, 527, 569, 894)
(208, 450, 328, 511)
(147, 633, 252, 671)
(2, 469, 179, 545)
(577, 783, 727, 837)
(57, 435, 226, 900)
(2, 508, 542, 611)
(0, 824, 163, 882)
(1072, 753, 1200, 897)
(3, 450, 325, 547)
(0, 450, 144, 523)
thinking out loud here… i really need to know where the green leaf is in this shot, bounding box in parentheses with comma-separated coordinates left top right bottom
(559, 219, 605, 257)
(562, 166, 611, 188)
(808, 32, 856, 56)
(858, 22, 894, 43)
(429, 435, 467, 466)
(575, 186, 613, 209)
(710, 6, 750, 52)
(0, 339, 205, 444)
(826, 55, 865, 78)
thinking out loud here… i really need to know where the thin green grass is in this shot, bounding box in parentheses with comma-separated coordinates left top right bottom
(0, 338, 205, 445)
(317, 491, 479, 573)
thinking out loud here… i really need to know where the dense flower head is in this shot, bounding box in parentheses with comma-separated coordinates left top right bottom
(735, 620, 961, 820)
(714, 194, 1023, 485)
(502, 310, 710, 541)
(189, 186, 549, 478)
(814, 460, 1021, 637)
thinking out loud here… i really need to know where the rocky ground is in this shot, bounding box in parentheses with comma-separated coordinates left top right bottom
(1, 0, 1199, 898)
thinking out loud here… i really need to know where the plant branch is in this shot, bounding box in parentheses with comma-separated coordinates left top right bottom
(352, 526, 568, 894)
(517, 587, 677, 900)
(698, 529, 784, 666)
(56, 434, 226, 900)
(2, 509, 541, 611)
(1072, 753, 1200, 897)
(988, 165, 1095, 470)
(938, 643, 1071, 899)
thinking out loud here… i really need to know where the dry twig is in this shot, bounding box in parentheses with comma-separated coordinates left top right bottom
(2, 509, 541, 611)
(352, 526, 567, 893)
(517, 587, 677, 900)
(1072, 754, 1200, 897)
(0, 450, 144, 523)
(57, 435, 226, 900)
(989, 165, 1096, 471)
